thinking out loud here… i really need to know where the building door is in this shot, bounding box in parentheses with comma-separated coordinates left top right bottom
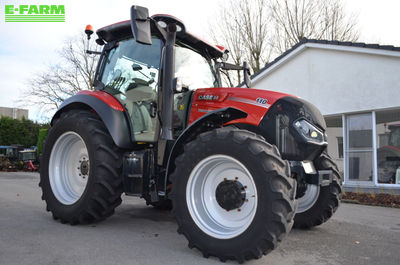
(345, 113, 374, 184)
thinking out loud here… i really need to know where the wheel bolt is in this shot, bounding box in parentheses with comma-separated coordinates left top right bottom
(235, 177, 238, 180)
(79, 160, 81, 163)
(83, 157, 85, 160)
(224, 178, 227, 181)
(79, 173, 81, 176)
(237, 208, 241, 212)
(77, 167, 80, 170)
(245, 199, 248, 202)
(244, 185, 247, 189)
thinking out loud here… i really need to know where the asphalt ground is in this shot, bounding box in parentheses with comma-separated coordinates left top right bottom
(1, 171, 400, 265)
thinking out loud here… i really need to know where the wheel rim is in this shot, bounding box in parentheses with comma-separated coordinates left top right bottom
(49, 132, 90, 205)
(297, 184, 320, 213)
(186, 155, 257, 239)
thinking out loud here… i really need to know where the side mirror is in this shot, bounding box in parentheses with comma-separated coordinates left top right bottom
(130, 5, 152, 45)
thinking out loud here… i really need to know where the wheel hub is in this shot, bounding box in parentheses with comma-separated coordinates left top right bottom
(296, 181, 308, 199)
(80, 159, 89, 176)
(215, 180, 246, 211)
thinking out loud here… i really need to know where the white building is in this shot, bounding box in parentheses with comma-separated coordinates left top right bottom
(0, 107, 29, 120)
(251, 38, 400, 193)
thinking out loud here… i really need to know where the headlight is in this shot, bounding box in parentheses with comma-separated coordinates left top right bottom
(293, 119, 327, 145)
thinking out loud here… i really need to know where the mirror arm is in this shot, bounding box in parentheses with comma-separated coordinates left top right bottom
(243, 61, 252, 88)
(86, 50, 102, 55)
(215, 61, 252, 87)
(214, 60, 222, 87)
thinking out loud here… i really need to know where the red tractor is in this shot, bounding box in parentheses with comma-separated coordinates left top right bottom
(40, 6, 342, 262)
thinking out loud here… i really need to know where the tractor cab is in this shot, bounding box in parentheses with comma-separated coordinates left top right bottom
(91, 15, 228, 142)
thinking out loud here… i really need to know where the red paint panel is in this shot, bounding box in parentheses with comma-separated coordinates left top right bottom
(77, 90, 124, 112)
(189, 87, 293, 126)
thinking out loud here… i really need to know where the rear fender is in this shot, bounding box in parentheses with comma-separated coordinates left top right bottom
(51, 92, 134, 149)
(164, 107, 247, 193)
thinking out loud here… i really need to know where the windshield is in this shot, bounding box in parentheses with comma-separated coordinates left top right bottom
(101, 37, 162, 95)
(175, 46, 218, 90)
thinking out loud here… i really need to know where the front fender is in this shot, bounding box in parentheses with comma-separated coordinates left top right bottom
(52, 92, 134, 149)
(164, 107, 248, 193)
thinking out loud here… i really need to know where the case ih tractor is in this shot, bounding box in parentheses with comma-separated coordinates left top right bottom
(40, 6, 342, 262)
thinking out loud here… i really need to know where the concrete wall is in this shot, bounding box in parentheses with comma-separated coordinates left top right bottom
(0, 107, 29, 120)
(252, 47, 400, 116)
(326, 126, 344, 174)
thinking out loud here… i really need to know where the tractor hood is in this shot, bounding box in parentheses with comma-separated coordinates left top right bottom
(188, 87, 327, 161)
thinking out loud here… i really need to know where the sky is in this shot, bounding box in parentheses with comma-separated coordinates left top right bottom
(0, 0, 400, 121)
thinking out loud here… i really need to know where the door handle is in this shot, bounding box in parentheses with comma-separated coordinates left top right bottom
(150, 101, 157, 118)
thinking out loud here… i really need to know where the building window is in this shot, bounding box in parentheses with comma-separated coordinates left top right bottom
(346, 113, 374, 182)
(376, 109, 400, 184)
(337, 137, 343, 158)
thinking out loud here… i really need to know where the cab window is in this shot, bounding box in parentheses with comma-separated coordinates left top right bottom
(174, 46, 217, 90)
(101, 37, 161, 94)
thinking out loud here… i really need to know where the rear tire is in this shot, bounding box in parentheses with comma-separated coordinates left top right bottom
(170, 127, 297, 262)
(39, 110, 123, 224)
(294, 152, 343, 229)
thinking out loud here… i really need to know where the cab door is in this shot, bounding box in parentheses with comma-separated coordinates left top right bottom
(100, 37, 162, 143)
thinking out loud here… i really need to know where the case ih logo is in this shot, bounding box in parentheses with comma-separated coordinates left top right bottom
(4, 5, 65, 22)
(198, 95, 220, 101)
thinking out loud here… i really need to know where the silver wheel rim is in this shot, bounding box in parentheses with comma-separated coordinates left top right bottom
(186, 155, 257, 239)
(49, 131, 90, 205)
(297, 184, 320, 213)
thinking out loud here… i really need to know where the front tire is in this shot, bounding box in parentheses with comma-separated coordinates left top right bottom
(294, 152, 343, 229)
(39, 110, 123, 224)
(170, 127, 297, 262)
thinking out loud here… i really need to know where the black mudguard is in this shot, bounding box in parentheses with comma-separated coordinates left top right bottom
(51, 94, 134, 149)
(164, 107, 248, 192)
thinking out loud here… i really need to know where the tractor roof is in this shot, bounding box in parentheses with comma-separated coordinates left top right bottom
(96, 19, 225, 59)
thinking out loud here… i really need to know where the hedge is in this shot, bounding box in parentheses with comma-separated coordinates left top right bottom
(0, 116, 49, 147)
